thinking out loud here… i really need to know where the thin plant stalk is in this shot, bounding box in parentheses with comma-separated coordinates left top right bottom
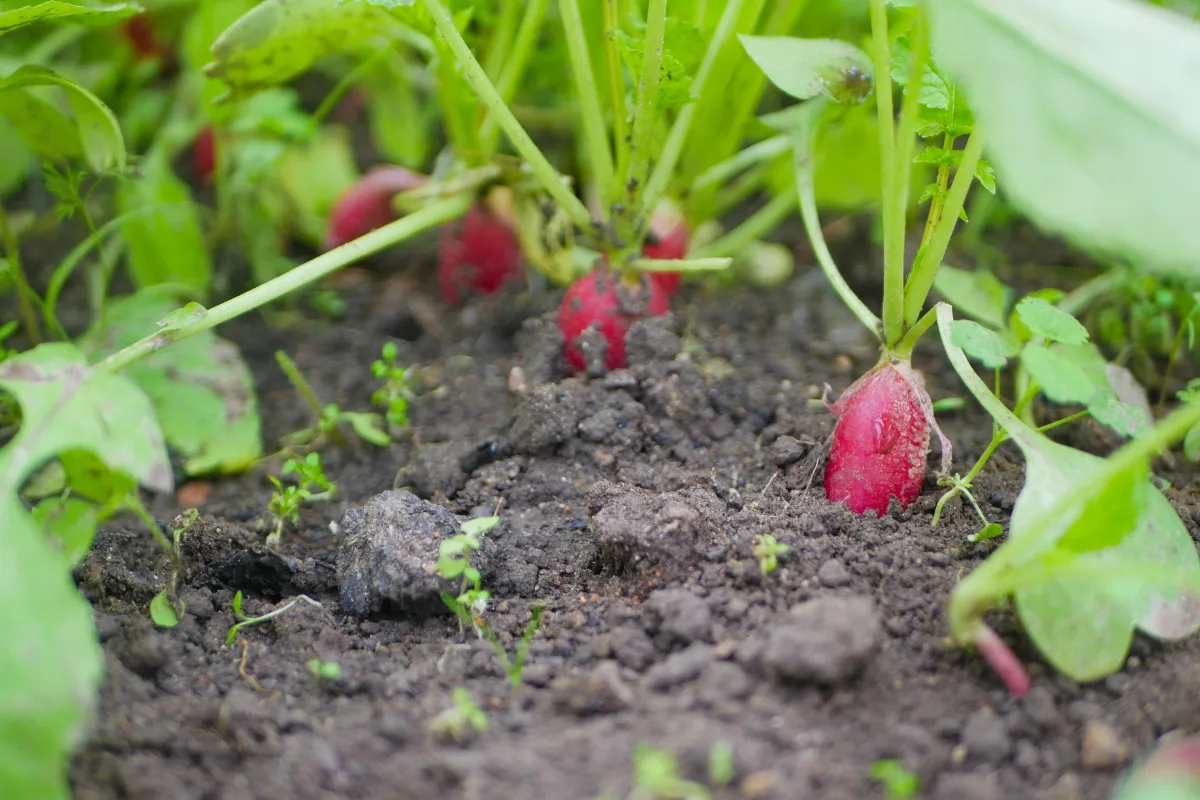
(559, 0, 615, 221)
(483, 0, 522, 82)
(691, 134, 789, 194)
(481, 0, 550, 151)
(689, 190, 795, 259)
(418, 0, 592, 231)
(869, 0, 903, 346)
(0, 202, 41, 345)
(603, 0, 629, 193)
(98, 195, 471, 374)
(617, 0, 668, 249)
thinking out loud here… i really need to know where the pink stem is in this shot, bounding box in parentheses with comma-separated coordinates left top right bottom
(973, 624, 1031, 697)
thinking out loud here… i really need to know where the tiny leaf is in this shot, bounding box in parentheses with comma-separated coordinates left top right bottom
(950, 319, 1017, 368)
(934, 265, 1012, 329)
(460, 516, 500, 537)
(150, 591, 180, 628)
(740, 35, 873, 103)
(1021, 344, 1097, 405)
(1015, 296, 1089, 344)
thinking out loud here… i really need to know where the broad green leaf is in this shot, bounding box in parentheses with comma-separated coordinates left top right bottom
(950, 319, 1016, 368)
(363, 51, 432, 168)
(80, 293, 261, 476)
(1089, 388, 1152, 438)
(149, 591, 180, 628)
(740, 35, 873, 104)
(933, 265, 1011, 328)
(937, 303, 1200, 681)
(1015, 296, 1089, 345)
(30, 495, 101, 564)
(117, 152, 211, 295)
(204, 0, 406, 99)
(1021, 344, 1097, 405)
(1185, 422, 1200, 461)
(926, 0, 1200, 278)
(0, 86, 82, 163)
(0, 65, 125, 172)
(0, 112, 36, 194)
(0, 0, 138, 35)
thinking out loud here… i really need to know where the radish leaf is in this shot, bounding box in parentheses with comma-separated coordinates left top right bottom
(938, 303, 1200, 682)
(933, 266, 1011, 329)
(1020, 344, 1097, 405)
(739, 35, 873, 104)
(950, 319, 1016, 368)
(1015, 297, 1089, 345)
(0, 0, 139, 36)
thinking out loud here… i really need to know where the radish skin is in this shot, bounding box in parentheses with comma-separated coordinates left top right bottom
(437, 204, 524, 305)
(559, 267, 670, 372)
(324, 165, 428, 250)
(643, 202, 688, 295)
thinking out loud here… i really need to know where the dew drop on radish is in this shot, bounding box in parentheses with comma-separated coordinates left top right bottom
(437, 204, 524, 305)
(824, 360, 935, 515)
(559, 267, 670, 373)
(324, 165, 428, 250)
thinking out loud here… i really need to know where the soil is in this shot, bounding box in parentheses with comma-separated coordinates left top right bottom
(49, 251, 1200, 800)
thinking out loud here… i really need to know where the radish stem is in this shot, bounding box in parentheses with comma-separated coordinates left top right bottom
(481, 0, 550, 152)
(689, 190, 795, 260)
(559, 0, 615, 220)
(869, 0, 903, 346)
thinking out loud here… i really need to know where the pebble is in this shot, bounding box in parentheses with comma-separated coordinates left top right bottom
(1081, 720, 1130, 768)
(553, 661, 633, 716)
(1023, 686, 1058, 728)
(645, 644, 713, 690)
(816, 559, 851, 588)
(934, 773, 1004, 800)
(610, 625, 656, 672)
(961, 707, 1012, 761)
(645, 589, 713, 645)
(769, 435, 808, 466)
(761, 595, 882, 685)
(697, 661, 754, 705)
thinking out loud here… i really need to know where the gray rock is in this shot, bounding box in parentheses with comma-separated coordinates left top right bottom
(645, 589, 713, 645)
(611, 625, 656, 671)
(337, 490, 481, 618)
(554, 661, 633, 716)
(816, 559, 852, 588)
(762, 596, 882, 684)
(769, 435, 809, 466)
(645, 644, 713, 690)
(962, 707, 1012, 761)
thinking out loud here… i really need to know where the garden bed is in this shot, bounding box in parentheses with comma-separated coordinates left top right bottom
(63, 254, 1200, 800)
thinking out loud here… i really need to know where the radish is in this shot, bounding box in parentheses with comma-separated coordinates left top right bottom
(642, 202, 689, 295)
(559, 266, 670, 373)
(824, 359, 944, 515)
(193, 126, 216, 184)
(437, 202, 524, 305)
(324, 165, 428, 250)
(121, 14, 166, 61)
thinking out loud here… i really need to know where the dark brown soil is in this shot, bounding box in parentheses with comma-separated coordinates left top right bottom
(62, 260, 1200, 800)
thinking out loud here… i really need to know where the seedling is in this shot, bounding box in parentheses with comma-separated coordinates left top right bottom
(628, 744, 710, 800)
(225, 591, 324, 645)
(751, 533, 789, 576)
(868, 760, 919, 800)
(306, 658, 342, 682)
(266, 451, 335, 549)
(276, 350, 389, 449)
(708, 742, 735, 787)
(437, 515, 496, 631)
(428, 687, 488, 743)
(370, 341, 417, 431)
(149, 509, 200, 628)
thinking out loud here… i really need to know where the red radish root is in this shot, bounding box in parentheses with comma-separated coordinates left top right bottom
(324, 165, 428, 250)
(643, 202, 689, 295)
(193, 127, 216, 184)
(437, 203, 524, 305)
(973, 624, 1031, 697)
(824, 359, 950, 515)
(560, 267, 670, 373)
(121, 14, 166, 60)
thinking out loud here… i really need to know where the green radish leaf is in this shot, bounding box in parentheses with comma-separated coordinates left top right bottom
(0, 116, 33, 195)
(461, 516, 500, 537)
(0, 0, 139, 36)
(739, 35, 873, 104)
(933, 265, 1011, 329)
(117, 152, 210, 295)
(925, 0, 1200, 278)
(79, 292, 262, 476)
(274, 124, 359, 249)
(1021, 344, 1097, 405)
(937, 303, 1200, 681)
(975, 159, 997, 193)
(1089, 389, 1151, 438)
(0, 65, 125, 173)
(950, 319, 1017, 368)
(30, 496, 101, 565)
(363, 53, 432, 169)
(150, 591, 180, 628)
(1185, 422, 1200, 461)
(0, 342, 171, 798)
(1015, 297, 1089, 345)
(204, 0, 406, 99)
(0, 88, 81, 165)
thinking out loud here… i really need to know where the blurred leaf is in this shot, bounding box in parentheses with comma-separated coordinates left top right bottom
(80, 292, 262, 476)
(0, 0, 139, 36)
(0, 65, 125, 172)
(740, 34, 873, 104)
(1015, 296, 1089, 344)
(950, 319, 1017, 368)
(0, 110, 35, 195)
(1022, 344, 1097, 405)
(927, 0, 1200, 279)
(275, 124, 359, 249)
(933, 265, 1011, 328)
(117, 152, 210, 294)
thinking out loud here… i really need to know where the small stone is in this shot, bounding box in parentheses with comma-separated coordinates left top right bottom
(769, 435, 809, 466)
(554, 661, 633, 716)
(1081, 720, 1130, 768)
(740, 771, 778, 798)
(645, 644, 713, 690)
(644, 589, 713, 645)
(1023, 686, 1058, 728)
(378, 711, 412, 745)
(507, 366, 530, 395)
(762, 595, 882, 684)
(961, 708, 1012, 761)
(934, 773, 1004, 800)
(611, 625, 656, 671)
(697, 661, 754, 706)
(816, 559, 852, 588)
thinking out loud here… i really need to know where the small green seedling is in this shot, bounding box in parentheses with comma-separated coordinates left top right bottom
(149, 509, 200, 628)
(428, 687, 488, 743)
(267, 451, 335, 549)
(708, 742, 735, 787)
(276, 350, 389, 449)
(751, 533, 789, 576)
(307, 658, 342, 681)
(869, 760, 920, 799)
(629, 744, 710, 800)
(370, 341, 417, 431)
(225, 590, 324, 645)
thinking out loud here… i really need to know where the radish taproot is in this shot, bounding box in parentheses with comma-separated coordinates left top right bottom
(323, 165, 428, 250)
(437, 203, 524, 305)
(824, 359, 948, 515)
(560, 267, 670, 373)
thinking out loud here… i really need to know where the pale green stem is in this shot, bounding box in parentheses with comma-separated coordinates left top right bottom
(692, 134, 789, 194)
(870, 0, 903, 346)
(483, 0, 521, 82)
(630, 257, 731, 273)
(98, 196, 471, 374)
(419, 0, 592, 231)
(641, 0, 747, 220)
(620, 0, 668, 236)
(0, 201, 40, 345)
(559, 0, 615, 221)
(604, 0, 629, 198)
(481, 0, 550, 152)
(689, 190, 795, 260)
(904, 129, 984, 325)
